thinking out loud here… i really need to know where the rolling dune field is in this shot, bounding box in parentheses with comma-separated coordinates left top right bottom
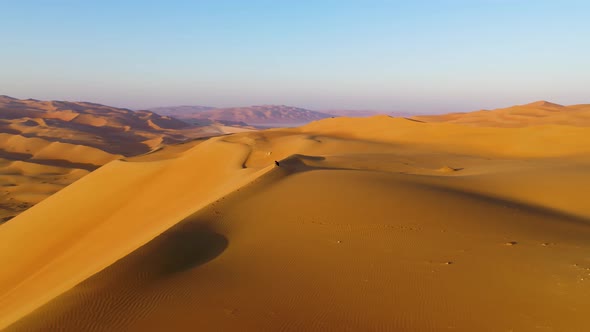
(0, 96, 249, 223)
(1, 108, 590, 331)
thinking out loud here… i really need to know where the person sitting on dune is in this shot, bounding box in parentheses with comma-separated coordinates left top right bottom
(275, 160, 280, 167)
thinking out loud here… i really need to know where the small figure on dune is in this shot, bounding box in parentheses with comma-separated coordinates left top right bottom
(274, 160, 280, 167)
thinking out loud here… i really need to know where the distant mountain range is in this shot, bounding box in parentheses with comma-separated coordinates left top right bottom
(321, 109, 417, 118)
(148, 105, 423, 125)
(147, 105, 334, 126)
(148, 105, 216, 116)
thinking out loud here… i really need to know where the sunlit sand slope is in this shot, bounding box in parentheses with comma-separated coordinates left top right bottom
(0, 96, 249, 221)
(2, 115, 590, 331)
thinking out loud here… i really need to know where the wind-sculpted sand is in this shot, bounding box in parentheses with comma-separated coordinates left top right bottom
(1, 108, 590, 331)
(0, 96, 249, 222)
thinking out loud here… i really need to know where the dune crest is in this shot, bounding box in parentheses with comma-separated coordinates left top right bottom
(523, 100, 564, 108)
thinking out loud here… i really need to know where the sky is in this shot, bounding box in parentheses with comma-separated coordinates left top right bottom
(1, 0, 589, 113)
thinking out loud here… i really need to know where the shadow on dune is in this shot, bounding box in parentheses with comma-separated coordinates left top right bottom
(5, 220, 227, 331)
(406, 177, 590, 228)
(0, 149, 100, 171)
(84, 220, 229, 287)
(135, 223, 228, 279)
(276, 154, 379, 175)
(27, 159, 100, 171)
(0, 149, 32, 160)
(279, 154, 326, 170)
(20, 131, 153, 156)
(269, 154, 347, 177)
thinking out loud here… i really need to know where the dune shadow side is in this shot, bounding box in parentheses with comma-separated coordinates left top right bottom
(5, 220, 228, 331)
(85, 219, 229, 286)
(135, 222, 228, 279)
(277, 154, 326, 172)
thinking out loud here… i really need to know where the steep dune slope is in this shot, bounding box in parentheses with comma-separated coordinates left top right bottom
(2, 114, 590, 331)
(0, 137, 273, 329)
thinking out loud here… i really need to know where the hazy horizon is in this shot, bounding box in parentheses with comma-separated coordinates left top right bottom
(2, 0, 589, 113)
(3, 93, 574, 116)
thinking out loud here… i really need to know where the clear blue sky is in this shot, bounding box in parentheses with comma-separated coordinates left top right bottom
(1, 0, 589, 112)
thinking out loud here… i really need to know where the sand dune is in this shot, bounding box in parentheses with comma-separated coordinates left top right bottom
(0, 96, 250, 222)
(1, 105, 590, 331)
(413, 100, 590, 127)
(0, 96, 239, 156)
(0, 132, 118, 223)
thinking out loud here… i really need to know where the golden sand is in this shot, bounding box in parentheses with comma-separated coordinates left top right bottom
(0, 97, 249, 222)
(1, 104, 590, 331)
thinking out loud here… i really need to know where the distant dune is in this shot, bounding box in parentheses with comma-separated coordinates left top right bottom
(0, 95, 200, 155)
(0, 96, 250, 223)
(413, 100, 590, 127)
(1, 101, 590, 331)
(149, 104, 334, 125)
